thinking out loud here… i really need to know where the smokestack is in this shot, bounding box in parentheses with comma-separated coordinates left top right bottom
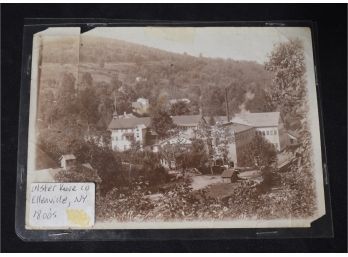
(225, 87, 230, 122)
(113, 91, 118, 119)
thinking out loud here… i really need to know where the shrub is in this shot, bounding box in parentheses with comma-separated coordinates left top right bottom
(238, 134, 277, 167)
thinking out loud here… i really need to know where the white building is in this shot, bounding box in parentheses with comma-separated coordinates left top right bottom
(232, 112, 288, 151)
(108, 116, 150, 151)
(108, 114, 205, 152)
(215, 112, 288, 151)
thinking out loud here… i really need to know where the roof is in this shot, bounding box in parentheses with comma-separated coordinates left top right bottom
(215, 112, 281, 128)
(108, 117, 151, 130)
(159, 130, 193, 146)
(222, 122, 254, 133)
(82, 163, 93, 170)
(171, 115, 203, 127)
(287, 130, 299, 138)
(233, 112, 280, 127)
(221, 169, 235, 178)
(108, 115, 203, 130)
(60, 154, 76, 160)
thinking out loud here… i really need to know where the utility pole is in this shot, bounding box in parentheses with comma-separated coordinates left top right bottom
(225, 87, 230, 122)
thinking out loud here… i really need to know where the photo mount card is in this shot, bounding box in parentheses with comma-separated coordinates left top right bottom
(15, 20, 333, 241)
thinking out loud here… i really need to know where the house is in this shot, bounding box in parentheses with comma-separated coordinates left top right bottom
(132, 97, 150, 115)
(108, 114, 206, 152)
(108, 116, 150, 151)
(60, 154, 77, 170)
(219, 122, 256, 167)
(287, 130, 299, 146)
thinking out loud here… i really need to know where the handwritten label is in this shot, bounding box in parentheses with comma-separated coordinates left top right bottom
(29, 183, 95, 228)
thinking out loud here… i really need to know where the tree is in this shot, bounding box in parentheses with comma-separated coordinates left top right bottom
(264, 39, 306, 115)
(72, 142, 125, 195)
(170, 101, 190, 116)
(81, 72, 93, 88)
(77, 87, 100, 128)
(264, 38, 316, 217)
(238, 134, 277, 167)
(201, 86, 225, 116)
(150, 105, 175, 139)
(187, 138, 210, 172)
(141, 151, 169, 186)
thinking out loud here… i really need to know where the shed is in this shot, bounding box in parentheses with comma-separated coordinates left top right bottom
(60, 154, 76, 170)
(221, 169, 238, 183)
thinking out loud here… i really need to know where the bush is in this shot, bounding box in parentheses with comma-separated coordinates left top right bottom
(54, 164, 101, 184)
(238, 134, 277, 167)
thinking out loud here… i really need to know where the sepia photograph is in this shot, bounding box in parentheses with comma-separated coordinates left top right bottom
(25, 26, 326, 229)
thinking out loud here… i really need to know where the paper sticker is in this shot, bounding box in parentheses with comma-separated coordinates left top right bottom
(29, 183, 95, 228)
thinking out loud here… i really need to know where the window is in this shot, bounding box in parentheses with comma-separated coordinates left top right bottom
(262, 131, 265, 136)
(115, 136, 118, 141)
(274, 130, 277, 135)
(270, 130, 273, 135)
(266, 131, 269, 135)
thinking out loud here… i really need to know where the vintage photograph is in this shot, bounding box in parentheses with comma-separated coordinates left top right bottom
(26, 26, 325, 229)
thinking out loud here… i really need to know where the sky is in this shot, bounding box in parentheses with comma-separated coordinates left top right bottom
(84, 27, 312, 64)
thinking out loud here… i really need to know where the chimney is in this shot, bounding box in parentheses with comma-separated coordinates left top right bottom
(225, 87, 230, 122)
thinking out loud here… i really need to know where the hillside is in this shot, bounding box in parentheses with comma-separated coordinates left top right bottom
(38, 35, 275, 132)
(78, 36, 274, 120)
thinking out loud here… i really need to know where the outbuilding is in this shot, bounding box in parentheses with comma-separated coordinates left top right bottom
(221, 169, 239, 183)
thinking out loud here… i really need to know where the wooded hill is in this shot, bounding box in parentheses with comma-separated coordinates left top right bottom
(78, 36, 274, 122)
(38, 35, 275, 132)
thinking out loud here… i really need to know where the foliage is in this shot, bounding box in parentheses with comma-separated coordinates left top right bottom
(238, 134, 277, 167)
(37, 131, 125, 195)
(264, 38, 306, 116)
(264, 38, 316, 216)
(54, 164, 101, 184)
(186, 139, 211, 173)
(96, 169, 316, 222)
(80, 72, 93, 88)
(150, 105, 175, 139)
(140, 151, 170, 186)
(170, 101, 190, 116)
(77, 87, 100, 126)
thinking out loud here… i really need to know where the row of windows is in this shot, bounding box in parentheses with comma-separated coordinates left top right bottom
(116, 128, 133, 133)
(113, 133, 140, 141)
(256, 129, 277, 136)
